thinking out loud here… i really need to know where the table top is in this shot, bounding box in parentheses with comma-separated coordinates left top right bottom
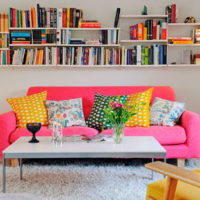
(3, 136, 166, 159)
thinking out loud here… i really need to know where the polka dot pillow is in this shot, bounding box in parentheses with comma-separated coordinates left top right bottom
(125, 88, 153, 127)
(7, 91, 48, 128)
(86, 93, 128, 131)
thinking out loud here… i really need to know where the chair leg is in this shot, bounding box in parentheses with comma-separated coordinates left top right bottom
(177, 159, 185, 168)
(11, 158, 19, 167)
(163, 176, 178, 200)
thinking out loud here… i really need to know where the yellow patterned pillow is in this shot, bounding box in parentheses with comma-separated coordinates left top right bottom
(125, 88, 153, 127)
(7, 91, 48, 128)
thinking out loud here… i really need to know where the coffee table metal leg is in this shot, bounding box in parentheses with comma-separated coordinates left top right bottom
(2, 154, 6, 193)
(20, 158, 23, 180)
(151, 158, 155, 179)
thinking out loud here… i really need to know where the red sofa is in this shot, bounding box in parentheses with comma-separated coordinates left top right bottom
(0, 86, 200, 160)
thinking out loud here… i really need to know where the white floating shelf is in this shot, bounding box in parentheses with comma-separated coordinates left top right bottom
(10, 44, 57, 47)
(168, 44, 200, 47)
(120, 15, 168, 19)
(0, 48, 10, 50)
(56, 44, 120, 47)
(168, 23, 200, 26)
(9, 27, 120, 31)
(168, 64, 200, 67)
(9, 27, 56, 30)
(120, 40, 168, 43)
(0, 32, 9, 34)
(10, 44, 120, 47)
(57, 28, 120, 30)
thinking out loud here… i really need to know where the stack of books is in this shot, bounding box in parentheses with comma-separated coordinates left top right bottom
(10, 32, 31, 44)
(165, 4, 176, 23)
(121, 45, 167, 65)
(0, 33, 9, 48)
(81, 20, 101, 28)
(129, 20, 167, 40)
(11, 48, 45, 65)
(56, 47, 121, 65)
(0, 13, 9, 32)
(169, 37, 193, 44)
(0, 50, 9, 65)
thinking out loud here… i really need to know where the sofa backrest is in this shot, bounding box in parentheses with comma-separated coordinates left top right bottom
(27, 86, 176, 120)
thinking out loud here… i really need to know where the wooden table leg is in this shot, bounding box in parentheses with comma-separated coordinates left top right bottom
(163, 176, 178, 200)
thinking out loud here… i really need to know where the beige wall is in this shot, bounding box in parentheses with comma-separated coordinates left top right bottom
(1, 0, 200, 114)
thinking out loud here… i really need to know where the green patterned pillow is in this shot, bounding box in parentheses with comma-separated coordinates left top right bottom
(86, 93, 128, 131)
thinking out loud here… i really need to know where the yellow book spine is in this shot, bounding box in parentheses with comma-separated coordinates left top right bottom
(173, 41, 193, 44)
(67, 8, 70, 28)
(2, 34, 4, 48)
(144, 27, 147, 40)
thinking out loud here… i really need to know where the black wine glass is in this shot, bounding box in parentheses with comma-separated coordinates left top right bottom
(26, 123, 41, 143)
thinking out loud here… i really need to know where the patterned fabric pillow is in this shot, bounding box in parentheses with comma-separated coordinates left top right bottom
(45, 98, 86, 128)
(7, 91, 48, 128)
(125, 88, 153, 127)
(150, 97, 185, 126)
(86, 93, 128, 131)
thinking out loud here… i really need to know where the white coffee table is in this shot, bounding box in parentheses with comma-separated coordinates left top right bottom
(2, 136, 166, 193)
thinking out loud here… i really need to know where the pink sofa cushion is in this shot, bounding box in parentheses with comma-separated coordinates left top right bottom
(27, 86, 175, 120)
(10, 126, 98, 144)
(101, 125, 186, 145)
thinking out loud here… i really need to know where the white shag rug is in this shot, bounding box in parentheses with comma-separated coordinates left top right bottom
(0, 159, 198, 200)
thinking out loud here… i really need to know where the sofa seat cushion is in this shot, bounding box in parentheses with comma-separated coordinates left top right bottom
(101, 125, 186, 145)
(10, 126, 98, 144)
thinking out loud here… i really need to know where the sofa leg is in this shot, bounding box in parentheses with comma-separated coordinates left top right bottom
(177, 159, 185, 168)
(11, 158, 19, 167)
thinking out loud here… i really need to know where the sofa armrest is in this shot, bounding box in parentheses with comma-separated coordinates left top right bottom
(0, 111, 16, 158)
(180, 110, 200, 157)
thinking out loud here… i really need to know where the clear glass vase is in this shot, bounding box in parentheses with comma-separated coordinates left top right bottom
(112, 124, 124, 144)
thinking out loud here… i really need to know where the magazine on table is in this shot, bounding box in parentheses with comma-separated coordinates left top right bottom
(63, 134, 113, 143)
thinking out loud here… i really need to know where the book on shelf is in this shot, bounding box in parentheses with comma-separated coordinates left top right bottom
(0, 13, 8, 32)
(129, 20, 167, 40)
(165, 4, 176, 23)
(121, 45, 167, 65)
(101, 29, 119, 44)
(114, 8, 120, 28)
(169, 37, 193, 44)
(0, 33, 9, 48)
(0, 50, 9, 65)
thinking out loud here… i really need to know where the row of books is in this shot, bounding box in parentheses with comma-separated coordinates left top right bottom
(121, 45, 167, 65)
(0, 33, 9, 48)
(169, 37, 193, 44)
(33, 30, 57, 44)
(0, 13, 9, 32)
(0, 50, 10, 65)
(165, 4, 176, 23)
(10, 47, 121, 65)
(9, 4, 84, 28)
(11, 48, 45, 65)
(130, 20, 167, 40)
(56, 47, 121, 65)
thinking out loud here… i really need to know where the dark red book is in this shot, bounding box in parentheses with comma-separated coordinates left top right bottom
(62, 8, 67, 27)
(133, 25, 137, 40)
(172, 4, 176, 23)
(12, 8, 16, 27)
(85, 47, 89, 65)
(57, 48, 59, 64)
(152, 20, 157, 40)
(141, 22, 144, 40)
(6, 50, 10, 64)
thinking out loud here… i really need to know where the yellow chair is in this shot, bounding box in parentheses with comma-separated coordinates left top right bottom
(145, 161, 200, 200)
